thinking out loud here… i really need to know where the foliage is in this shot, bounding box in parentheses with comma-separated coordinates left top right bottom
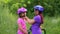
(0, 0, 60, 17)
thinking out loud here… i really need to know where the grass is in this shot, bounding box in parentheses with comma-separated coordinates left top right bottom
(0, 5, 60, 34)
(0, 6, 18, 34)
(44, 16, 60, 34)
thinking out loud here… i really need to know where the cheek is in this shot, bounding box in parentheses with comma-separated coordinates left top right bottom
(25, 13, 26, 15)
(36, 11, 39, 14)
(35, 11, 37, 14)
(21, 14, 24, 16)
(34, 11, 39, 15)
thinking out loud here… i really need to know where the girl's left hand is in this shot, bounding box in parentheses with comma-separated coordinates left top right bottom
(40, 26, 43, 29)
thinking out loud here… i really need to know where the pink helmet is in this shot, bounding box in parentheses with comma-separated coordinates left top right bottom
(17, 7, 27, 14)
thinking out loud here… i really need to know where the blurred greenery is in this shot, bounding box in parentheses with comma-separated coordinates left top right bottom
(0, 0, 60, 17)
(0, 0, 60, 34)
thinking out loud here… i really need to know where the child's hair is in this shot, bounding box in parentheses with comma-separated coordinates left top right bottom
(39, 11, 44, 24)
(18, 13, 22, 18)
(35, 9, 44, 24)
(18, 12, 25, 18)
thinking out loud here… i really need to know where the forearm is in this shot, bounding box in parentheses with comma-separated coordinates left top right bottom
(19, 28, 28, 34)
(25, 16, 35, 24)
(27, 18, 31, 23)
(26, 18, 35, 24)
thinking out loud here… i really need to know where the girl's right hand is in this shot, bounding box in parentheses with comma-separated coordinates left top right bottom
(24, 31, 28, 34)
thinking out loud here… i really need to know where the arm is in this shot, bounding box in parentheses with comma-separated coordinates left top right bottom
(18, 23, 28, 34)
(25, 17, 35, 24)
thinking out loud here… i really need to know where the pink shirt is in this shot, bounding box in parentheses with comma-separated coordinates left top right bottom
(17, 18, 27, 34)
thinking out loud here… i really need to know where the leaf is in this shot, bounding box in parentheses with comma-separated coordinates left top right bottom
(23, 4, 27, 7)
(27, 1, 31, 4)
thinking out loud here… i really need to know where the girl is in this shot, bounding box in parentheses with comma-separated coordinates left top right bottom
(17, 7, 28, 34)
(25, 5, 44, 34)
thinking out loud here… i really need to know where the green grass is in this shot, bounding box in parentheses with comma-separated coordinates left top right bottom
(44, 16, 60, 34)
(0, 5, 60, 34)
(0, 6, 18, 34)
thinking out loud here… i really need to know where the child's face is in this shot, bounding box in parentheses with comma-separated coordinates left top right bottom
(34, 10, 39, 15)
(21, 12, 26, 17)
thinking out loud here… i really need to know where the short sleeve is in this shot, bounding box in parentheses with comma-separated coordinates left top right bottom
(17, 18, 22, 24)
(34, 16, 41, 23)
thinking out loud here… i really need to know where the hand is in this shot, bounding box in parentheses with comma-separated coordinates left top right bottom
(24, 16, 28, 21)
(24, 31, 28, 34)
(25, 32, 28, 34)
(40, 26, 43, 29)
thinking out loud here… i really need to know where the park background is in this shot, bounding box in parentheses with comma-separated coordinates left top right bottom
(0, 0, 60, 34)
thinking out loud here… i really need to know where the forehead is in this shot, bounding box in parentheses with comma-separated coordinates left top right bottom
(22, 12, 26, 14)
(34, 10, 38, 12)
(34, 9, 38, 11)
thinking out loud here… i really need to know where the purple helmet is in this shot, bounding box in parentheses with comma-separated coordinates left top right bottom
(17, 7, 27, 14)
(34, 5, 44, 12)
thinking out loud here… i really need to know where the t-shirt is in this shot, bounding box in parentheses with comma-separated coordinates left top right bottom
(17, 18, 26, 34)
(32, 15, 41, 27)
(31, 15, 42, 34)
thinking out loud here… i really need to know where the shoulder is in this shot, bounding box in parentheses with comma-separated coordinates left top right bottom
(34, 15, 41, 22)
(17, 18, 22, 21)
(17, 18, 22, 23)
(34, 15, 41, 19)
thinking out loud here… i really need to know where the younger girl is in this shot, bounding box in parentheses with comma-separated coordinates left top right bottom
(17, 7, 28, 34)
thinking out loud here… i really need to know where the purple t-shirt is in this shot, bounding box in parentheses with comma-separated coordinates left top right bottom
(31, 15, 42, 34)
(32, 15, 41, 27)
(34, 15, 41, 23)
